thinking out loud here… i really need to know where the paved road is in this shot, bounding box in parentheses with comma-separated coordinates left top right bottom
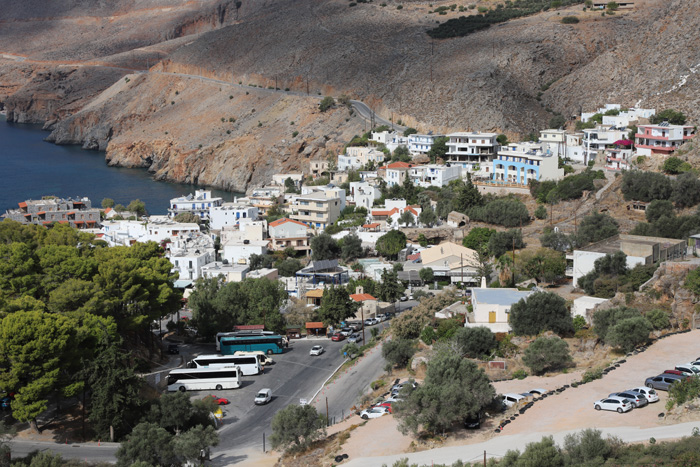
(9, 440, 118, 463)
(350, 100, 406, 133)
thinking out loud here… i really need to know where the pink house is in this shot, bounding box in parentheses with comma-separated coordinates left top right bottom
(635, 123, 695, 157)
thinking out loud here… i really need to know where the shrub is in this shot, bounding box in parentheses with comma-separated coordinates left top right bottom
(573, 315, 587, 332)
(592, 306, 639, 341)
(453, 326, 498, 358)
(319, 96, 335, 112)
(645, 199, 675, 223)
(488, 229, 525, 258)
(512, 369, 528, 380)
(662, 156, 691, 174)
(292, 131, 299, 138)
(650, 109, 687, 125)
(668, 376, 700, 408)
(420, 326, 437, 345)
(561, 15, 579, 23)
(606, 317, 652, 352)
(575, 212, 618, 247)
(621, 171, 673, 202)
(645, 309, 671, 330)
(582, 367, 603, 383)
(382, 339, 417, 368)
(468, 197, 530, 227)
(522, 337, 572, 375)
(534, 204, 547, 219)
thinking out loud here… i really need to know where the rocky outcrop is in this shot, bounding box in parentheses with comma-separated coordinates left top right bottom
(44, 72, 363, 192)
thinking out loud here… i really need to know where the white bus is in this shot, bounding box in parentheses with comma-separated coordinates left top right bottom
(167, 366, 241, 392)
(189, 354, 262, 376)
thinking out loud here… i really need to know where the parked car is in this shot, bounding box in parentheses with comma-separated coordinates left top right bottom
(399, 296, 408, 302)
(255, 388, 272, 405)
(645, 374, 687, 391)
(340, 328, 353, 337)
(374, 401, 394, 413)
(360, 406, 390, 420)
(0, 397, 12, 410)
(385, 396, 404, 403)
(528, 389, 547, 396)
(331, 333, 345, 342)
(167, 344, 179, 355)
(464, 412, 482, 429)
(608, 392, 648, 409)
(663, 369, 684, 377)
(675, 364, 700, 376)
(363, 319, 373, 326)
(628, 387, 660, 403)
(376, 314, 387, 322)
(594, 396, 632, 413)
(502, 393, 531, 408)
(391, 381, 418, 393)
(350, 323, 362, 332)
(205, 395, 230, 405)
(310, 345, 324, 356)
(348, 333, 363, 343)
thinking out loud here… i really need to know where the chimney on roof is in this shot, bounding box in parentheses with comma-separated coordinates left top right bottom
(356, 286, 364, 295)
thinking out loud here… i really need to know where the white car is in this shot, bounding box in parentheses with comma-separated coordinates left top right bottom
(528, 388, 547, 396)
(628, 386, 660, 403)
(502, 393, 530, 408)
(594, 396, 632, 413)
(675, 364, 700, 376)
(385, 397, 403, 403)
(359, 406, 390, 420)
(255, 388, 272, 405)
(310, 345, 324, 356)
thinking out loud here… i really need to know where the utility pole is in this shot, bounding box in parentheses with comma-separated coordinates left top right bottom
(484, 451, 487, 467)
(511, 236, 516, 287)
(361, 307, 365, 345)
(326, 397, 330, 427)
(306, 77, 309, 95)
(430, 39, 434, 82)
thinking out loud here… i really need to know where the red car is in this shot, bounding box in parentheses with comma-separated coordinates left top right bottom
(205, 395, 230, 405)
(375, 401, 393, 413)
(663, 369, 684, 376)
(331, 333, 345, 342)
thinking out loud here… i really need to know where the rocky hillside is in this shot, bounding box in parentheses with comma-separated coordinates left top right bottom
(0, 0, 698, 190)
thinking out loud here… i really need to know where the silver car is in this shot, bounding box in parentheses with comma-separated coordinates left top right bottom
(609, 391, 648, 408)
(348, 333, 363, 343)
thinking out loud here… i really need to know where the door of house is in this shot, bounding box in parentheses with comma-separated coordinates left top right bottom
(488, 311, 496, 323)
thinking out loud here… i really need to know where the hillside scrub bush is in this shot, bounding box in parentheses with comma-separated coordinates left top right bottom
(671, 172, 700, 208)
(468, 197, 530, 227)
(662, 156, 692, 175)
(452, 326, 498, 358)
(667, 376, 700, 408)
(645, 200, 675, 223)
(561, 15, 579, 23)
(645, 308, 671, 330)
(621, 171, 673, 202)
(509, 291, 574, 336)
(606, 316, 652, 352)
(581, 367, 603, 383)
(575, 212, 618, 247)
(650, 109, 687, 125)
(382, 339, 417, 369)
(488, 229, 525, 258)
(592, 306, 640, 341)
(319, 96, 335, 112)
(534, 204, 548, 219)
(522, 336, 572, 375)
(420, 326, 437, 345)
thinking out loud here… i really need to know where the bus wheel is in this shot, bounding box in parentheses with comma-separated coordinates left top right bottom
(179, 386, 186, 392)
(216, 384, 223, 391)
(267, 349, 273, 355)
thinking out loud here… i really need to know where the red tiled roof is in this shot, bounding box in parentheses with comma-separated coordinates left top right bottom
(363, 223, 380, 228)
(37, 211, 46, 215)
(23, 213, 31, 217)
(379, 161, 416, 170)
(73, 201, 84, 205)
(269, 217, 309, 228)
(406, 206, 419, 216)
(306, 322, 326, 329)
(407, 252, 421, 261)
(371, 207, 399, 217)
(67, 211, 75, 216)
(350, 293, 376, 302)
(104, 207, 112, 214)
(58, 221, 69, 224)
(42, 221, 52, 225)
(18, 202, 27, 208)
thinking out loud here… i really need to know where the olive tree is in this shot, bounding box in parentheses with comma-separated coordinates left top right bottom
(522, 336, 572, 375)
(269, 404, 326, 452)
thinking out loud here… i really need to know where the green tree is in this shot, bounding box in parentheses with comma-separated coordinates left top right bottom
(592, 306, 640, 341)
(427, 136, 448, 163)
(671, 172, 700, 208)
(101, 198, 115, 209)
(606, 317, 651, 352)
(403, 128, 417, 137)
(509, 291, 573, 336)
(517, 436, 564, 467)
(375, 230, 406, 259)
(127, 199, 147, 217)
(419, 267, 434, 284)
(171, 425, 219, 464)
(549, 114, 566, 128)
(382, 339, 417, 368)
(575, 212, 619, 247)
(340, 342, 361, 358)
(462, 227, 495, 251)
(645, 199, 675, 223)
(645, 309, 671, 330)
(269, 404, 326, 452)
(453, 179, 483, 213)
(516, 248, 566, 284)
(488, 229, 525, 258)
(87, 341, 145, 441)
(662, 157, 690, 175)
(310, 233, 340, 261)
(398, 210, 415, 227)
(496, 134, 508, 145)
(452, 326, 497, 358)
(650, 109, 687, 125)
(563, 428, 612, 466)
(468, 197, 529, 227)
(319, 96, 335, 112)
(116, 422, 175, 466)
(284, 177, 299, 193)
(392, 145, 412, 163)
(377, 268, 403, 302)
(395, 349, 495, 435)
(418, 207, 437, 227)
(522, 336, 572, 375)
(341, 233, 363, 262)
(318, 286, 359, 326)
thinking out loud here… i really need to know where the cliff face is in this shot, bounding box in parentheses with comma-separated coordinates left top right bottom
(45, 72, 364, 192)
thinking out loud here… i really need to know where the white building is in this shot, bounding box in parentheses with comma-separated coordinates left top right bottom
(337, 147, 386, 171)
(348, 181, 381, 210)
(635, 123, 696, 157)
(220, 221, 268, 266)
(604, 147, 634, 172)
(411, 164, 462, 188)
(378, 161, 418, 187)
(491, 142, 564, 185)
(200, 261, 249, 282)
(466, 288, 534, 333)
(101, 216, 201, 246)
(168, 190, 223, 220)
(445, 132, 499, 174)
(572, 296, 609, 325)
(408, 133, 444, 155)
(209, 201, 259, 231)
(271, 173, 304, 190)
(371, 130, 398, 145)
(582, 104, 655, 125)
(582, 126, 629, 165)
(167, 235, 215, 281)
(268, 217, 312, 254)
(369, 199, 421, 229)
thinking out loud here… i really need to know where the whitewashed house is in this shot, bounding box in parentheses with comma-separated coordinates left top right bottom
(168, 190, 223, 220)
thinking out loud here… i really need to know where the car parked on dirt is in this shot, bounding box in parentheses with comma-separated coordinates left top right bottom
(674, 364, 700, 376)
(645, 373, 687, 391)
(528, 388, 546, 396)
(464, 412, 482, 429)
(360, 406, 390, 420)
(594, 396, 632, 413)
(608, 391, 648, 409)
(502, 393, 531, 408)
(628, 387, 660, 403)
